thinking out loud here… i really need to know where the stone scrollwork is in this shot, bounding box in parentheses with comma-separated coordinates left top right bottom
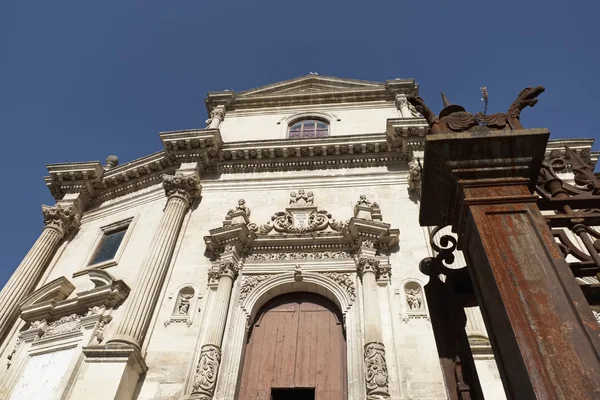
(322, 272, 356, 301)
(42, 204, 81, 237)
(192, 344, 222, 397)
(162, 172, 202, 203)
(364, 342, 390, 399)
(239, 274, 272, 302)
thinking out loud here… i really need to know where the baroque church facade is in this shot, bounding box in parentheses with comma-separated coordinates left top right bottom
(0, 75, 596, 400)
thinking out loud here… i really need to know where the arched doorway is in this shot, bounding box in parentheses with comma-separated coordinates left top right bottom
(238, 292, 348, 400)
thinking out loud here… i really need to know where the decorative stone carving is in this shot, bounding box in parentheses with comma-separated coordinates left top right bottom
(356, 194, 372, 208)
(364, 342, 390, 399)
(93, 316, 112, 344)
(245, 251, 352, 261)
(227, 199, 251, 218)
(192, 344, 222, 397)
(41, 204, 81, 237)
(43, 313, 82, 337)
(405, 282, 424, 311)
(239, 275, 272, 301)
(594, 310, 600, 325)
(408, 158, 422, 193)
(289, 189, 314, 206)
(294, 265, 303, 281)
(209, 260, 241, 283)
(6, 338, 23, 369)
(322, 272, 356, 301)
(162, 173, 202, 203)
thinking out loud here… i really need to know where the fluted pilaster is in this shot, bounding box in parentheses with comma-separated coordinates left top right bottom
(356, 253, 390, 399)
(109, 172, 200, 348)
(191, 260, 240, 399)
(0, 204, 80, 343)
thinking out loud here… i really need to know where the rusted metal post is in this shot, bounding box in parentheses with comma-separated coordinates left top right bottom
(419, 128, 600, 399)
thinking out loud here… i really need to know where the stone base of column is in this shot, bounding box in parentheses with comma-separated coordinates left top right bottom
(68, 344, 147, 400)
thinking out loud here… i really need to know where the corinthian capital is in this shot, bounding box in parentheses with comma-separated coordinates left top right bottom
(162, 173, 202, 203)
(41, 204, 81, 237)
(355, 256, 389, 279)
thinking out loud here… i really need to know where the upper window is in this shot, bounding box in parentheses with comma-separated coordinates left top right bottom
(288, 119, 329, 139)
(88, 218, 133, 267)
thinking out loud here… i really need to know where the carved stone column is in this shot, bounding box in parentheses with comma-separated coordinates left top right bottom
(0, 204, 80, 343)
(191, 258, 240, 400)
(109, 172, 201, 348)
(395, 95, 412, 118)
(206, 105, 226, 130)
(356, 247, 390, 400)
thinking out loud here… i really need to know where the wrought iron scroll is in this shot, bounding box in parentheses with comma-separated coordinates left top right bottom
(536, 147, 600, 305)
(420, 226, 484, 400)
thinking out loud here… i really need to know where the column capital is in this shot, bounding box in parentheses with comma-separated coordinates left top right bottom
(208, 260, 241, 283)
(162, 172, 202, 204)
(41, 204, 81, 237)
(355, 256, 380, 278)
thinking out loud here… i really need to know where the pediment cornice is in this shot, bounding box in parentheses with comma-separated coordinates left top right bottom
(206, 75, 418, 113)
(20, 270, 130, 323)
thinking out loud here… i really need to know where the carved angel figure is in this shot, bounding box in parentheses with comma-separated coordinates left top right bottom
(306, 191, 314, 206)
(406, 292, 422, 310)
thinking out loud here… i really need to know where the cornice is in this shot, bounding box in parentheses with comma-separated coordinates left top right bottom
(43, 123, 598, 207)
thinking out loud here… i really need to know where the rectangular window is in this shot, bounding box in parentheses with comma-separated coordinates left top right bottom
(87, 218, 133, 268)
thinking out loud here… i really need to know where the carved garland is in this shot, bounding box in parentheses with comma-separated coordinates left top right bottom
(245, 251, 352, 262)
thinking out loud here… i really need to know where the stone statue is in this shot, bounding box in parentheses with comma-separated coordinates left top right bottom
(228, 199, 251, 218)
(178, 294, 192, 315)
(356, 194, 371, 208)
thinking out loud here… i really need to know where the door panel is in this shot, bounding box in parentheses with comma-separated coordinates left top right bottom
(238, 293, 347, 400)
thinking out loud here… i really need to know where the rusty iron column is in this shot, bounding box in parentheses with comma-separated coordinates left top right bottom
(412, 90, 600, 399)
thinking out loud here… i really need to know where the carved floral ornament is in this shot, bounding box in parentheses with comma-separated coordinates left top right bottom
(193, 344, 221, 397)
(364, 342, 390, 398)
(204, 192, 399, 263)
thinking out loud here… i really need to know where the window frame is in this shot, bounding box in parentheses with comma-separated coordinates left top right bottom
(83, 216, 136, 270)
(287, 117, 330, 139)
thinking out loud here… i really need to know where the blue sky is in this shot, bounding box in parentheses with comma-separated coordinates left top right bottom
(1, 0, 599, 287)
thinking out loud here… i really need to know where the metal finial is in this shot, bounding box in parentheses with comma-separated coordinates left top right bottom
(441, 92, 451, 107)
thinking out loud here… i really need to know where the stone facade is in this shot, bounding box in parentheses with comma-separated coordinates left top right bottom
(0, 75, 597, 400)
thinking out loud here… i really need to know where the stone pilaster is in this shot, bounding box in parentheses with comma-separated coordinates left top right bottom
(206, 105, 226, 129)
(191, 258, 240, 400)
(108, 171, 201, 348)
(0, 204, 80, 343)
(356, 246, 390, 400)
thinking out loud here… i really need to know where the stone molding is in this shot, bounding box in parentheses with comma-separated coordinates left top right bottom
(41, 204, 81, 237)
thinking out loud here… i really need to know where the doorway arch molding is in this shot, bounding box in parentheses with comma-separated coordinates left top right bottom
(240, 271, 354, 325)
(214, 270, 366, 399)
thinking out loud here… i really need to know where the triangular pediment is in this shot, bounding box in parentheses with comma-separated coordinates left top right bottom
(237, 75, 385, 97)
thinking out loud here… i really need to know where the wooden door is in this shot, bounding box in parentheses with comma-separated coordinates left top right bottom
(238, 292, 347, 400)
